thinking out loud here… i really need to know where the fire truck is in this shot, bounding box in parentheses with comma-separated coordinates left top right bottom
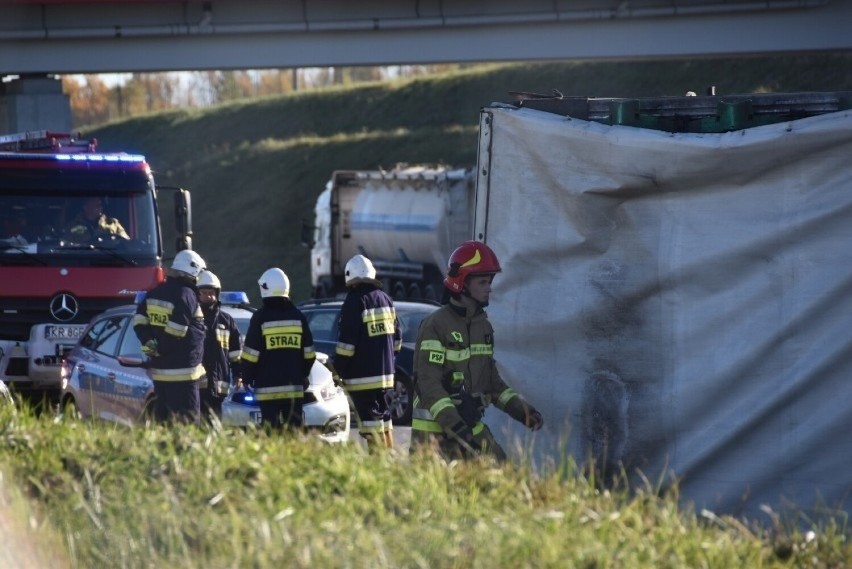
(0, 130, 193, 406)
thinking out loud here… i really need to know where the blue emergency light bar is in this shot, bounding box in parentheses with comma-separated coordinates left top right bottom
(220, 291, 250, 306)
(56, 153, 146, 162)
(135, 290, 249, 305)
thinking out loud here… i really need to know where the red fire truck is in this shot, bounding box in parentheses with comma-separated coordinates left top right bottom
(0, 130, 193, 406)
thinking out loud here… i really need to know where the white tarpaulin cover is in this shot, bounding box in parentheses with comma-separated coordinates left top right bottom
(475, 103, 852, 518)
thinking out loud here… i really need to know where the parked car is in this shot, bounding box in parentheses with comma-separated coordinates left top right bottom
(216, 292, 349, 442)
(59, 299, 350, 443)
(298, 298, 440, 426)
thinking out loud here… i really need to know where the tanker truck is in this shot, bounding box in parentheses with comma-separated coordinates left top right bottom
(303, 165, 474, 300)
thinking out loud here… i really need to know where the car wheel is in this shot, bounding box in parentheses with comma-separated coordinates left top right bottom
(61, 396, 81, 420)
(140, 397, 156, 426)
(385, 370, 413, 426)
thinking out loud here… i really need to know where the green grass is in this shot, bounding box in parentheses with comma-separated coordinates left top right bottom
(0, 401, 849, 568)
(81, 54, 852, 303)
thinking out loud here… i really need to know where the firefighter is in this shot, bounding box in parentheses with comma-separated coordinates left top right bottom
(64, 196, 129, 242)
(133, 249, 207, 425)
(334, 255, 401, 450)
(240, 268, 315, 430)
(197, 270, 243, 421)
(410, 241, 544, 460)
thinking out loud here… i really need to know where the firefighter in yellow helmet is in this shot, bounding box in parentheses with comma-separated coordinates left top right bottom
(410, 241, 543, 460)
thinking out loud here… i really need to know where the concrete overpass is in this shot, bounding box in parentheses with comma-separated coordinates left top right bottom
(1, 0, 851, 131)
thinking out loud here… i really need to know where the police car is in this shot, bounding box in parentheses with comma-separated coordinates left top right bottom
(59, 292, 350, 443)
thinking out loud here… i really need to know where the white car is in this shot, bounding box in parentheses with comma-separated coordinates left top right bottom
(220, 352, 350, 443)
(60, 292, 351, 443)
(218, 292, 350, 443)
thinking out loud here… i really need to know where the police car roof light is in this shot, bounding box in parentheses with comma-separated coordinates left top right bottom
(220, 291, 250, 306)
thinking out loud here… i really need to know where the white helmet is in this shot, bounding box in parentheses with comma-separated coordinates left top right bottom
(171, 249, 206, 279)
(345, 254, 377, 285)
(258, 267, 290, 298)
(197, 270, 221, 290)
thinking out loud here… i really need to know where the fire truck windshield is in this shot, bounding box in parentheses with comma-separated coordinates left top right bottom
(0, 188, 158, 265)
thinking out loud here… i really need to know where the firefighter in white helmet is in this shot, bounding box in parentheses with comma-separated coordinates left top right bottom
(240, 268, 316, 430)
(410, 241, 543, 460)
(133, 249, 208, 424)
(334, 254, 401, 450)
(197, 270, 243, 421)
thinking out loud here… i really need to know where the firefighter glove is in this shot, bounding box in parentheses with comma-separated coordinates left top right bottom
(527, 410, 544, 432)
(141, 339, 159, 358)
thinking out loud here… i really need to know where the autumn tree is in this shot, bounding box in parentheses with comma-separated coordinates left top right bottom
(62, 75, 111, 127)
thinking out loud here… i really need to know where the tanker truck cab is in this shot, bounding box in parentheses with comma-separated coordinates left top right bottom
(0, 130, 192, 406)
(304, 181, 334, 299)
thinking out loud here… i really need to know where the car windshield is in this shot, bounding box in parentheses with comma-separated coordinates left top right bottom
(398, 308, 435, 343)
(234, 317, 249, 339)
(301, 302, 437, 344)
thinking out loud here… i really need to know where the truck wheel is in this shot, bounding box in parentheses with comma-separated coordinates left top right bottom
(392, 282, 407, 300)
(407, 283, 421, 299)
(316, 282, 332, 300)
(423, 285, 439, 302)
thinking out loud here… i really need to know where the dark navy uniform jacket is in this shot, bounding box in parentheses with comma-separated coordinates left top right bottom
(334, 283, 402, 392)
(133, 277, 206, 382)
(240, 297, 316, 401)
(201, 302, 242, 396)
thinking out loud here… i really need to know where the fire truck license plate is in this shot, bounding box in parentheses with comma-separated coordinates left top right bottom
(44, 325, 86, 340)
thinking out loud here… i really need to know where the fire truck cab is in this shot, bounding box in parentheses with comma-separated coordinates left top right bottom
(0, 130, 193, 405)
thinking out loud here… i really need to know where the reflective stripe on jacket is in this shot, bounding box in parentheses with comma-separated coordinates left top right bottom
(334, 284, 401, 391)
(412, 295, 532, 440)
(241, 297, 315, 396)
(133, 277, 205, 381)
(201, 303, 242, 395)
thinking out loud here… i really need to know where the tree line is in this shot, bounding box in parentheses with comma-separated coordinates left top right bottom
(61, 65, 465, 128)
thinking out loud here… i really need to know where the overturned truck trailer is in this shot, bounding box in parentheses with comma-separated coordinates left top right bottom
(475, 91, 852, 518)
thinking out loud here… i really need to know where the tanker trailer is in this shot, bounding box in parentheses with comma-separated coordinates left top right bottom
(304, 165, 474, 300)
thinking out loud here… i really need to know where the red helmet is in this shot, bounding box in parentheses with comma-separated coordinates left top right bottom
(444, 241, 502, 294)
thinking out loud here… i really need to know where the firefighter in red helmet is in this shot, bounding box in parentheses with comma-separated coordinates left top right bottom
(410, 241, 544, 460)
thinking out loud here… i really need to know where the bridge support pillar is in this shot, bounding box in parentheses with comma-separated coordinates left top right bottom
(0, 75, 72, 134)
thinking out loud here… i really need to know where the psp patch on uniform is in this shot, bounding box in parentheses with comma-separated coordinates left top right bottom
(429, 351, 445, 364)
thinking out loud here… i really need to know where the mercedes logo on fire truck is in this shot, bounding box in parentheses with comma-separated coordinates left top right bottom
(49, 293, 79, 322)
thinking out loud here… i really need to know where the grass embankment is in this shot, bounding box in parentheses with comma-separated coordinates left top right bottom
(82, 53, 852, 302)
(0, 402, 848, 568)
